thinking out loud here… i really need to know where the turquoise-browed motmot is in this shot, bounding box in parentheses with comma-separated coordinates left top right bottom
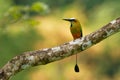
(63, 18, 83, 72)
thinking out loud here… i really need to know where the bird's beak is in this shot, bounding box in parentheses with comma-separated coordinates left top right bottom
(63, 18, 72, 22)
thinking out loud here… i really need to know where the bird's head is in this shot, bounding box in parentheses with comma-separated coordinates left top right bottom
(63, 18, 80, 27)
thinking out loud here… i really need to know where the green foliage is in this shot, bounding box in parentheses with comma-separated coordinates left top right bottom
(13, 0, 38, 5)
(13, 0, 74, 9)
(0, 1, 48, 68)
(31, 2, 49, 15)
(0, 0, 12, 19)
(80, 0, 105, 13)
(40, 0, 74, 9)
(4, 2, 49, 23)
(86, 0, 120, 31)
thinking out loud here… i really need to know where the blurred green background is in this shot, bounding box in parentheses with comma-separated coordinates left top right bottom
(0, 0, 120, 80)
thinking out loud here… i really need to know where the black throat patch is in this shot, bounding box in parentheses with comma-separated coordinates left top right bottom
(70, 23, 72, 27)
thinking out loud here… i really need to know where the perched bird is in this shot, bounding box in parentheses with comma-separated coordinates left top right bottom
(63, 18, 83, 72)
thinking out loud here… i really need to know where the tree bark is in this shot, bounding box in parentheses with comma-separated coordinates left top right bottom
(0, 17, 120, 80)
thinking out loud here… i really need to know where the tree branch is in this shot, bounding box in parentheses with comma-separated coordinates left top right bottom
(0, 17, 120, 80)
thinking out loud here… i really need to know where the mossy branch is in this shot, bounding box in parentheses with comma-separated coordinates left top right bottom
(0, 17, 120, 80)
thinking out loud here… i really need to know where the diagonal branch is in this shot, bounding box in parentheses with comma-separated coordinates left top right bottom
(0, 17, 120, 80)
